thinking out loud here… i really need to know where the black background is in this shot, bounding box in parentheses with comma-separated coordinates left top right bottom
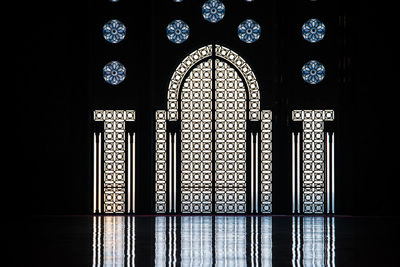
(17, 0, 398, 216)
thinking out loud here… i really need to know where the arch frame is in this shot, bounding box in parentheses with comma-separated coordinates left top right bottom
(167, 44, 260, 121)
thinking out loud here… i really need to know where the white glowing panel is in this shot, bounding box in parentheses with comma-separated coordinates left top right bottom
(261, 217, 273, 266)
(155, 217, 167, 266)
(215, 44, 260, 121)
(261, 110, 273, 213)
(181, 59, 213, 213)
(292, 110, 334, 214)
(168, 45, 213, 121)
(215, 216, 247, 266)
(103, 216, 125, 266)
(215, 59, 247, 213)
(94, 110, 135, 213)
(155, 110, 167, 213)
(181, 216, 213, 266)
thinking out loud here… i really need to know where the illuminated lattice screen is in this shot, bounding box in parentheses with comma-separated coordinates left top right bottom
(155, 110, 167, 213)
(94, 110, 135, 213)
(215, 44, 260, 121)
(215, 59, 247, 213)
(292, 110, 334, 214)
(261, 110, 272, 213)
(181, 59, 213, 213)
(168, 45, 213, 121)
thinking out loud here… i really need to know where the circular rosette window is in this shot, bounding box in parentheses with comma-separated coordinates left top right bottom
(238, 19, 261, 43)
(103, 19, 126, 44)
(202, 0, 225, 23)
(302, 18, 326, 43)
(302, 60, 325, 84)
(166, 20, 190, 44)
(103, 61, 127, 85)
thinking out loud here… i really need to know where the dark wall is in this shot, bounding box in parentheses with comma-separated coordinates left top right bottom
(20, 0, 397, 215)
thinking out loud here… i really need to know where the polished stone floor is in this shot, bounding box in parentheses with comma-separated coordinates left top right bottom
(29, 215, 399, 266)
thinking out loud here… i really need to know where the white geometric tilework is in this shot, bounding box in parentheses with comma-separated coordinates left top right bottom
(155, 110, 167, 213)
(261, 110, 272, 213)
(215, 44, 260, 121)
(168, 45, 213, 121)
(214, 59, 247, 213)
(181, 60, 213, 213)
(292, 110, 334, 214)
(94, 110, 135, 213)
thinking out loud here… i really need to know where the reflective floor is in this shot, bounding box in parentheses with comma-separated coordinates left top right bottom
(29, 215, 399, 266)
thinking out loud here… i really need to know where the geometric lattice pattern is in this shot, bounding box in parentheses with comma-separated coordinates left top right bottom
(292, 110, 334, 214)
(168, 45, 212, 121)
(215, 44, 260, 121)
(261, 110, 273, 213)
(94, 110, 135, 213)
(215, 59, 247, 213)
(181, 60, 213, 213)
(155, 110, 167, 213)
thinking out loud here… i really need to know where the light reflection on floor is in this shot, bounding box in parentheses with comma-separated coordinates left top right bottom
(92, 216, 335, 266)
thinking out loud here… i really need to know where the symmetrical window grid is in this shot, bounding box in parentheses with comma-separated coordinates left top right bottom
(292, 110, 334, 214)
(202, 0, 225, 23)
(94, 110, 135, 213)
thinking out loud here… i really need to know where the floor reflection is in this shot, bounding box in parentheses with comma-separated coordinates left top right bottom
(292, 217, 335, 267)
(92, 216, 335, 266)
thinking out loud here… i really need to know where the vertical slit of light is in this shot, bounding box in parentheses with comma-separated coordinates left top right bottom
(296, 133, 300, 214)
(251, 217, 254, 267)
(92, 216, 97, 266)
(251, 133, 254, 213)
(169, 133, 172, 213)
(128, 133, 131, 213)
(97, 216, 101, 267)
(173, 217, 176, 267)
(261, 217, 272, 267)
(296, 216, 300, 267)
(327, 133, 330, 214)
(98, 133, 102, 213)
(291, 217, 295, 267)
(94, 133, 97, 214)
(168, 216, 172, 267)
(332, 217, 335, 266)
(173, 133, 177, 213)
(127, 217, 131, 267)
(327, 217, 331, 267)
(332, 133, 335, 214)
(292, 133, 295, 214)
(255, 133, 259, 213)
(133, 217, 135, 266)
(255, 217, 259, 266)
(132, 133, 136, 213)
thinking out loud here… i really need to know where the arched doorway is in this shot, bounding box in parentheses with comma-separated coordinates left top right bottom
(155, 45, 272, 214)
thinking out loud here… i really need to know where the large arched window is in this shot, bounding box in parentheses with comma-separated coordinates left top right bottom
(155, 44, 272, 214)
